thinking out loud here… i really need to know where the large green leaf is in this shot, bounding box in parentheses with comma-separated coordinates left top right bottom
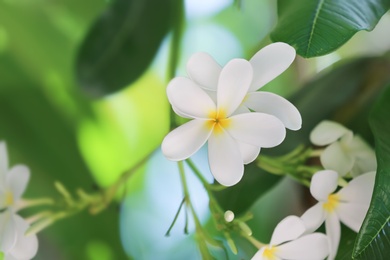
(271, 0, 390, 58)
(352, 85, 390, 259)
(214, 56, 390, 215)
(76, 0, 176, 96)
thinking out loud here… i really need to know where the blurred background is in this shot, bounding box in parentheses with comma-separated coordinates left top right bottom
(1, 0, 390, 259)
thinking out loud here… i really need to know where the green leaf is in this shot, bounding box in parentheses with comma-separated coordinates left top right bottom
(336, 224, 357, 260)
(352, 85, 390, 259)
(279, 56, 390, 153)
(271, 0, 390, 58)
(76, 0, 176, 96)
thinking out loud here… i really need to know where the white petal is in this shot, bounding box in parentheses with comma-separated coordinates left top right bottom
(231, 104, 251, 115)
(162, 120, 212, 161)
(186, 52, 221, 91)
(217, 59, 253, 116)
(310, 120, 351, 146)
(8, 215, 38, 260)
(0, 141, 8, 187)
(337, 171, 375, 204)
(320, 142, 354, 176)
(251, 247, 265, 260)
(336, 202, 369, 232)
(249, 42, 296, 91)
(208, 130, 243, 186)
(300, 203, 326, 233)
(325, 213, 341, 259)
(0, 210, 16, 252)
(348, 136, 377, 177)
(238, 142, 261, 164)
(167, 77, 216, 119)
(244, 92, 302, 130)
(251, 247, 281, 260)
(204, 89, 217, 104)
(270, 215, 305, 246)
(171, 105, 192, 119)
(7, 165, 30, 201)
(4, 253, 18, 260)
(310, 170, 339, 201)
(276, 233, 329, 260)
(226, 113, 286, 148)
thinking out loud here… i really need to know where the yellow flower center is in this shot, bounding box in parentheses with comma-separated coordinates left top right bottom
(207, 109, 231, 134)
(5, 191, 14, 206)
(323, 194, 340, 212)
(263, 246, 278, 260)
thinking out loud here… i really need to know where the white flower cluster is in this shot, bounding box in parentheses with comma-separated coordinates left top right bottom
(162, 43, 377, 259)
(162, 42, 302, 186)
(0, 142, 38, 260)
(310, 120, 377, 177)
(252, 121, 377, 260)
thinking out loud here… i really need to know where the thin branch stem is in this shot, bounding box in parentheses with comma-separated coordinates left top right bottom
(165, 197, 186, 236)
(243, 232, 265, 249)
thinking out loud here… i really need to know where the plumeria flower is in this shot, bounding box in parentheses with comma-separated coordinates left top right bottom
(251, 215, 329, 260)
(162, 59, 287, 186)
(1, 214, 38, 260)
(310, 120, 377, 177)
(0, 142, 38, 259)
(301, 170, 376, 259)
(185, 42, 302, 131)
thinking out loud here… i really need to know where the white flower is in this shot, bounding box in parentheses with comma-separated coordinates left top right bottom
(0, 142, 38, 259)
(251, 215, 329, 260)
(301, 170, 376, 259)
(310, 120, 377, 177)
(2, 214, 38, 260)
(162, 59, 287, 186)
(0, 144, 30, 213)
(186, 42, 302, 130)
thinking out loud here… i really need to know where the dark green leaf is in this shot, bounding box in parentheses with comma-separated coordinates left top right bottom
(336, 224, 358, 260)
(279, 56, 390, 153)
(76, 0, 176, 96)
(271, 0, 390, 58)
(214, 56, 390, 215)
(352, 85, 390, 259)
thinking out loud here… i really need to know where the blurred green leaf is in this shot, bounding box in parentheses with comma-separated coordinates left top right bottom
(213, 0, 274, 55)
(78, 72, 170, 189)
(0, 90, 127, 259)
(76, 0, 177, 96)
(271, 0, 390, 57)
(352, 85, 390, 259)
(0, 50, 127, 260)
(280, 56, 390, 153)
(214, 55, 390, 215)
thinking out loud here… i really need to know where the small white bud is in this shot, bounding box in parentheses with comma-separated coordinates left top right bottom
(224, 210, 235, 222)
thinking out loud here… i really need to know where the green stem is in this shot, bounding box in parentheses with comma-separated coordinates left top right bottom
(185, 159, 210, 187)
(90, 150, 154, 214)
(27, 149, 155, 235)
(167, 0, 185, 129)
(165, 197, 186, 236)
(17, 198, 54, 210)
(310, 149, 324, 157)
(243, 233, 265, 249)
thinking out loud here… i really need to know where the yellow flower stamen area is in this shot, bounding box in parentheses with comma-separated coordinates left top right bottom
(5, 191, 14, 206)
(323, 194, 340, 212)
(206, 109, 231, 134)
(263, 246, 278, 260)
